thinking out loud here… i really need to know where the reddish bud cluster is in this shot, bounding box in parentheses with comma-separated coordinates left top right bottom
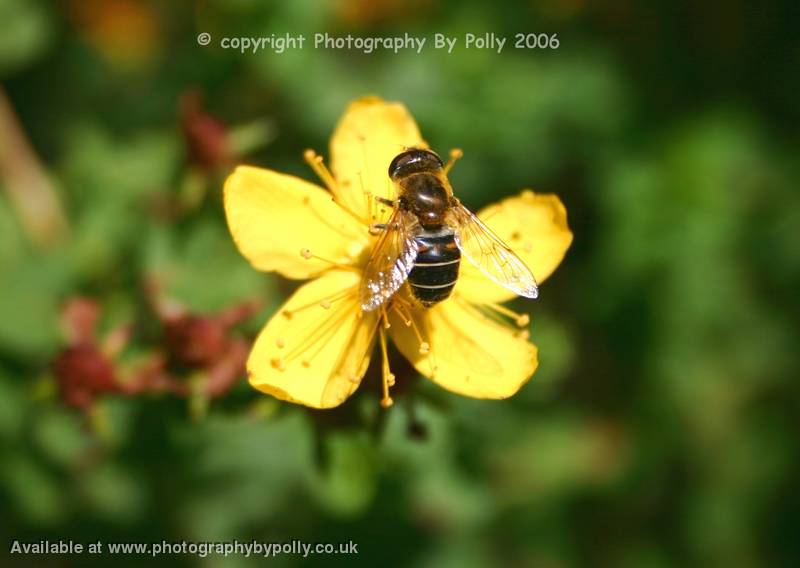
(51, 292, 259, 413)
(180, 91, 233, 170)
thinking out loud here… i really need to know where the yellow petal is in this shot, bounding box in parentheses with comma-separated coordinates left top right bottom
(389, 298, 537, 399)
(456, 191, 573, 304)
(330, 96, 426, 217)
(224, 165, 367, 279)
(248, 270, 379, 408)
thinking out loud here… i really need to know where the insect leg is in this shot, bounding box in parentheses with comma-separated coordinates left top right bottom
(369, 223, 388, 235)
(375, 196, 396, 207)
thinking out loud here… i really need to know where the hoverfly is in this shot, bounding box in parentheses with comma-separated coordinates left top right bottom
(360, 148, 539, 311)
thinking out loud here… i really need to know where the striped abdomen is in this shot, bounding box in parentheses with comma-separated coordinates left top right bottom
(409, 230, 461, 307)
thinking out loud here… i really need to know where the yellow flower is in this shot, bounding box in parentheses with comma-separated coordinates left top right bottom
(224, 96, 572, 409)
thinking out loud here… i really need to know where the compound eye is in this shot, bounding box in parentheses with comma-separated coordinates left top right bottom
(388, 149, 443, 179)
(388, 152, 414, 178)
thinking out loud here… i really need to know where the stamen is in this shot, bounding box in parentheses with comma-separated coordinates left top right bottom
(282, 298, 357, 366)
(298, 248, 360, 272)
(391, 303, 413, 327)
(378, 324, 394, 409)
(444, 148, 463, 175)
(304, 149, 368, 225)
(303, 149, 338, 193)
(486, 302, 530, 327)
(391, 297, 437, 375)
(381, 305, 391, 329)
(392, 301, 429, 354)
(358, 172, 375, 221)
(282, 286, 355, 319)
(363, 187, 373, 222)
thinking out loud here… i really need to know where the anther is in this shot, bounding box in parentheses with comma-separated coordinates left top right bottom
(275, 338, 285, 348)
(380, 396, 394, 409)
(516, 314, 530, 327)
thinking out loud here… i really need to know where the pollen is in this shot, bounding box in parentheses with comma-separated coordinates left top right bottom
(380, 396, 394, 409)
(300, 248, 313, 259)
(270, 358, 286, 371)
(419, 341, 430, 355)
(275, 338, 285, 348)
(320, 300, 332, 309)
(516, 314, 530, 327)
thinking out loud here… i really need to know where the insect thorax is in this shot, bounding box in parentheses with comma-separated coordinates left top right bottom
(399, 173, 450, 228)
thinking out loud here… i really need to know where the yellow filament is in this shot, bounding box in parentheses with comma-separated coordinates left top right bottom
(392, 302, 428, 354)
(392, 297, 436, 375)
(282, 298, 356, 367)
(298, 248, 360, 273)
(303, 149, 368, 225)
(282, 286, 355, 319)
(303, 149, 338, 193)
(486, 302, 530, 327)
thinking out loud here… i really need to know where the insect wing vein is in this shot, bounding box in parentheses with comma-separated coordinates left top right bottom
(449, 203, 539, 298)
(360, 208, 419, 311)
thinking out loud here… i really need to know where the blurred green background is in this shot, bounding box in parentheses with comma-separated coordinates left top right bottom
(1, 0, 799, 566)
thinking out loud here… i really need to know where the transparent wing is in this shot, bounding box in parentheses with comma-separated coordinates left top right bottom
(448, 201, 539, 298)
(360, 208, 419, 311)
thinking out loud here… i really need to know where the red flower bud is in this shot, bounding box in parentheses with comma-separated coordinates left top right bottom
(52, 344, 118, 410)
